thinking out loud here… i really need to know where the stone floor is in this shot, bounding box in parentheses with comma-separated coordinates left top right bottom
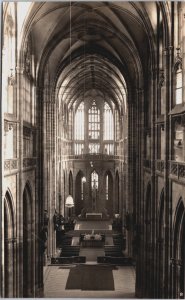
(44, 264, 136, 298)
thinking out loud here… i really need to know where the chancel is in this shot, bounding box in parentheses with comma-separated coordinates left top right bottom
(1, 1, 185, 299)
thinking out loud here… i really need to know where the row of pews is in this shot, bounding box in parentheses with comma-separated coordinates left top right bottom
(104, 245, 123, 257)
(60, 245, 80, 257)
(51, 232, 132, 266)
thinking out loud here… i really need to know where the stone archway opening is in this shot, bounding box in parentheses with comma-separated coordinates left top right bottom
(4, 191, 15, 298)
(23, 183, 34, 297)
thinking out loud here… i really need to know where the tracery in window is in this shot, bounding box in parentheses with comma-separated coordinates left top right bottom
(74, 102, 84, 154)
(106, 175, 109, 200)
(3, 3, 16, 114)
(75, 143, 84, 155)
(81, 177, 84, 200)
(91, 170, 98, 189)
(75, 102, 84, 140)
(115, 110, 120, 141)
(175, 65, 182, 104)
(104, 143, 113, 155)
(88, 100, 100, 139)
(89, 143, 100, 154)
(69, 109, 73, 140)
(104, 102, 114, 140)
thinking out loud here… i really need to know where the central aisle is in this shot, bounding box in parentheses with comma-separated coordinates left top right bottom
(44, 265, 136, 298)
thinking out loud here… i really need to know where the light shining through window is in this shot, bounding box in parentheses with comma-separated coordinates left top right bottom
(176, 66, 182, 104)
(91, 170, 98, 189)
(75, 102, 84, 140)
(106, 175, 109, 200)
(104, 103, 114, 140)
(88, 100, 100, 140)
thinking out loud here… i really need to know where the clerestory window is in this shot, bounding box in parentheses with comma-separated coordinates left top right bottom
(175, 65, 182, 105)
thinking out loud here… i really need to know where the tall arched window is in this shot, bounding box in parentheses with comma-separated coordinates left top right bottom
(74, 102, 84, 154)
(105, 175, 108, 200)
(88, 100, 100, 140)
(175, 64, 182, 105)
(103, 102, 114, 154)
(104, 102, 114, 140)
(91, 170, 98, 189)
(75, 102, 84, 139)
(3, 2, 16, 114)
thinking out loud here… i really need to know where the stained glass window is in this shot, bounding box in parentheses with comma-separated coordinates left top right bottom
(74, 143, 84, 155)
(91, 170, 98, 189)
(75, 102, 84, 140)
(89, 143, 100, 154)
(74, 102, 84, 154)
(176, 66, 182, 104)
(104, 102, 114, 140)
(81, 177, 84, 200)
(88, 100, 100, 140)
(106, 175, 108, 200)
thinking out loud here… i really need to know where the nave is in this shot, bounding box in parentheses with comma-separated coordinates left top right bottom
(44, 219, 135, 298)
(2, 2, 185, 298)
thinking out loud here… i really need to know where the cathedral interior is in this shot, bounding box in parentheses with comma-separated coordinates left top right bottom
(1, 1, 185, 298)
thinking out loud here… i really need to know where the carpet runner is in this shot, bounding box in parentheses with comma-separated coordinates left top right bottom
(65, 264, 115, 290)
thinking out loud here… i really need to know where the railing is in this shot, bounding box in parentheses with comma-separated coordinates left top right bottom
(169, 161, 185, 179)
(156, 160, 165, 173)
(67, 154, 124, 161)
(144, 159, 151, 169)
(23, 158, 37, 168)
(4, 159, 18, 171)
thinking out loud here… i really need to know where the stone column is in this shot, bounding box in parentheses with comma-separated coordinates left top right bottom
(163, 46, 171, 298)
(150, 68, 158, 297)
(16, 66, 24, 297)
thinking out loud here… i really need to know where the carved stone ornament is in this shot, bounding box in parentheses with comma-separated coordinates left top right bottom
(8, 69, 15, 85)
(159, 69, 165, 87)
(4, 120, 14, 132)
(24, 38, 31, 75)
(174, 47, 182, 69)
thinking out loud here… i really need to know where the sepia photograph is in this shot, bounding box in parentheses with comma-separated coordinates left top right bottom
(1, 1, 185, 298)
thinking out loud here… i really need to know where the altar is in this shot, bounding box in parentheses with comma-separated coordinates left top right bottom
(80, 233, 105, 247)
(86, 212, 102, 220)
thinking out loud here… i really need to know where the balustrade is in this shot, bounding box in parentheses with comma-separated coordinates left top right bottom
(4, 159, 18, 171)
(23, 158, 36, 168)
(169, 161, 185, 179)
(144, 159, 151, 169)
(67, 153, 125, 161)
(156, 160, 165, 172)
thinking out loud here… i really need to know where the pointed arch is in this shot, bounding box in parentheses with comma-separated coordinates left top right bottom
(75, 170, 85, 216)
(157, 188, 165, 298)
(115, 171, 120, 214)
(144, 182, 152, 297)
(172, 198, 185, 298)
(4, 190, 16, 297)
(104, 170, 113, 216)
(69, 170, 73, 196)
(23, 181, 34, 297)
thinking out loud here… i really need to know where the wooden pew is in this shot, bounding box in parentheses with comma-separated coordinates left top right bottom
(97, 256, 132, 265)
(51, 256, 86, 264)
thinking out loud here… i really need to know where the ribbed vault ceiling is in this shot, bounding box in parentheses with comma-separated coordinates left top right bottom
(25, 2, 158, 111)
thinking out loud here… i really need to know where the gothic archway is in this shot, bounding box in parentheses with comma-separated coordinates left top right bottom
(23, 182, 34, 297)
(75, 171, 85, 216)
(104, 171, 113, 217)
(172, 199, 185, 299)
(69, 171, 73, 196)
(115, 171, 120, 214)
(144, 182, 152, 298)
(157, 188, 165, 298)
(4, 191, 15, 297)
